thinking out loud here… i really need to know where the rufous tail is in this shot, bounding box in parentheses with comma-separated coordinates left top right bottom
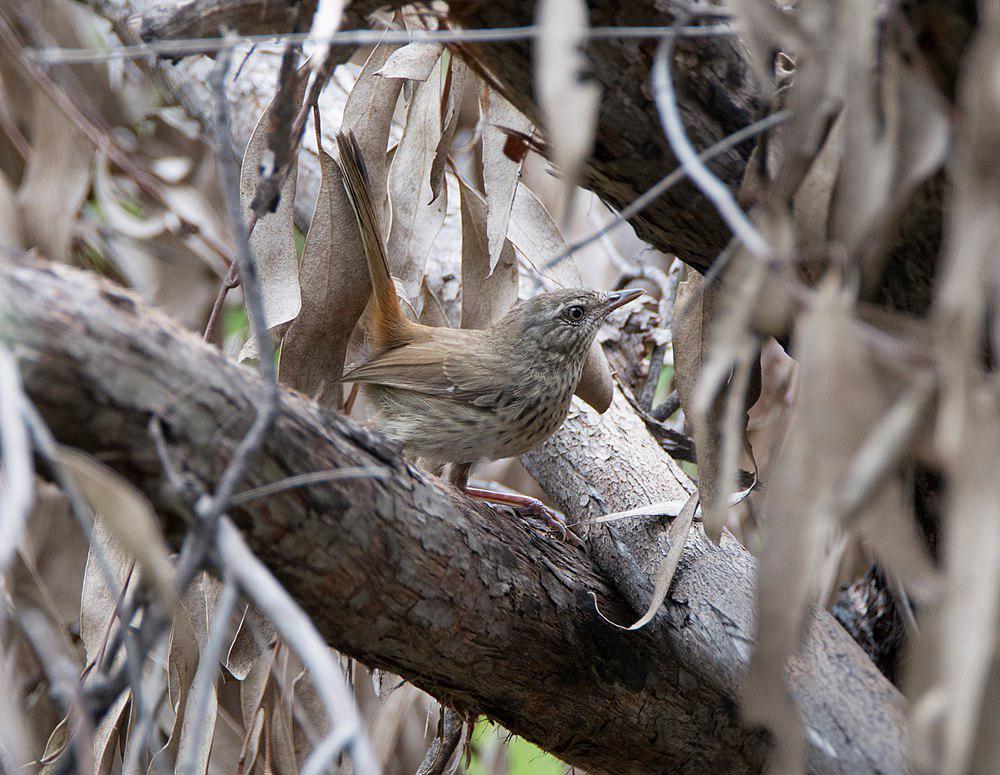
(335, 131, 410, 348)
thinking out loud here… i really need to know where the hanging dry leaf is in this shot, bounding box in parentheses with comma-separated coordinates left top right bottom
(280, 44, 405, 404)
(237, 87, 304, 358)
(533, 0, 601, 224)
(430, 58, 470, 201)
(744, 278, 936, 770)
(458, 177, 518, 330)
(483, 90, 531, 274)
(15, 91, 91, 263)
(377, 43, 443, 82)
(386, 59, 447, 302)
(58, 447, 176, 609)
(507, 182, 614, 412)
(151, 572, 221, 773)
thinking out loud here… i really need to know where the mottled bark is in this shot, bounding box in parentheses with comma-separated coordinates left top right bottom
(2, 256, 909, 772)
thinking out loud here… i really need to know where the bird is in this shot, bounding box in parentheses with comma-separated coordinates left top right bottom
(335, 130, 642, 509)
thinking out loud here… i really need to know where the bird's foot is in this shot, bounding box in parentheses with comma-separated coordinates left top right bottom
(464, 487, 585, 547)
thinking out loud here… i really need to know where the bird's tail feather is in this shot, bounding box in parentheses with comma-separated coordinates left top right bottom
(335, 131, 409, 348)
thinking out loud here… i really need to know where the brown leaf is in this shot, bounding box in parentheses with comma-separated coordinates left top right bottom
(458, 177, 518, 330)
(376, 43, 443, 83)
(58, 447, 177, 609)
(430, 58, 471, 201)
(237, 82, 305, 358)
(482, 91, 531, 274)
(592, 494, 697, 630)
(15, 91, 91, 263)
(226, 602, 276, 681)
(506, 183, 614, 412)
(386, 60, 447, 302)
(279, 45, 405, 404)
(744, 279, 935, 769)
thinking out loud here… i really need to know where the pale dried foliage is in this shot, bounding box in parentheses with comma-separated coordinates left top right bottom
(0, 0, 998, 774)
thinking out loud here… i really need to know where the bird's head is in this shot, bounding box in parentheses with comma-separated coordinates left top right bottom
(501, 287, 644, 359)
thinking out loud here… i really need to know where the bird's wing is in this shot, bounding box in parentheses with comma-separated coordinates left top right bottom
(341, 338, 511, 410)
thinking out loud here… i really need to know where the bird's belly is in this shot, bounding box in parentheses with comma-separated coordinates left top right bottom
(366, 384, 573, 464)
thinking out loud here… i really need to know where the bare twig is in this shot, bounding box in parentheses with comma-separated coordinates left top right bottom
(651, 35, 769, 258)
(214, 518, 378, 775)
(541, 110, 788, 272)
(177, 572, 240, 774)
(231, 467, 388, 505)
(652, 389, 681, 421)
(0, 346, 34, 578)
(29, 24, 736, 66)
(197, 46, 280, 523)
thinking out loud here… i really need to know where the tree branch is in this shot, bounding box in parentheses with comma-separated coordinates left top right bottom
(2, 255, 907, 773)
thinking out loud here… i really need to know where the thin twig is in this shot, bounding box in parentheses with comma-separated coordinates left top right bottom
(214, 518, 379, 775)
(0, 346, 34, 578)
(29, 24, 736, 66)
(651, 34, 770, 258)
(541, 110, 788, 272)
(231, 467, 388, 505)
(177, 573, 240, 774)
(197, 46, 280, 523)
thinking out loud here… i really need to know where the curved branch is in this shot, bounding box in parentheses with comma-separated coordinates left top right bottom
(3, 256, 906, 773)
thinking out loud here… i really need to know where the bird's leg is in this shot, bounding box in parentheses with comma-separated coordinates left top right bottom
(445, 464, 582, 546)
(448, 461, 472, 491)
(463, 486, 583, 546)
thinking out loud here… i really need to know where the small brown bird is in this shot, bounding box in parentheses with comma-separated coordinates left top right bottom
(336, 131, 641, 495)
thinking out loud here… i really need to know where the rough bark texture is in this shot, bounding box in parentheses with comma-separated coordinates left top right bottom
(2, 255, 908, 773)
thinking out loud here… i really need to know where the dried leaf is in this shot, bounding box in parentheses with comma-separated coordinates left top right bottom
(430, 58, 470, 201)
(238, 87, 303, 351)
(483, 91, 531, 274)
(458, 178, 518, 330)
(226, 602, 276, 681)
(79, 518, 133, 669)
(533, 0, 601, 223)
(280, 45, 404, 402)
(386, 60, 448, 302)
(744, 278, 935, 769)
(15, 91, 91, 263)
(152, 572, 219, 773)
(591, 494, 697, 630)
(376, 43, 443, 82)
(921, 396, 1000, 773)
(59, 447, 176, 609)
(507, 183, 614, 411)
(93, 689, 131, 773)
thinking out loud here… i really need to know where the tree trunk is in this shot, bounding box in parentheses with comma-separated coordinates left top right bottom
(2, 255, 907, 773)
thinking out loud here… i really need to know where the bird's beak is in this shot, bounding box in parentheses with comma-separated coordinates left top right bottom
(602, 288, 644, 314)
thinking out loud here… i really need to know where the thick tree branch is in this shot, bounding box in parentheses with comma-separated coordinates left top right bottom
(2, 255, 907, 773)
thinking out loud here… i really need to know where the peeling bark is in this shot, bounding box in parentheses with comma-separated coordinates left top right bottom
(2, 256, 907, 773)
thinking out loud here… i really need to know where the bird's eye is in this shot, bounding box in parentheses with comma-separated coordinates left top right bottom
(565, 305, 585, 323)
